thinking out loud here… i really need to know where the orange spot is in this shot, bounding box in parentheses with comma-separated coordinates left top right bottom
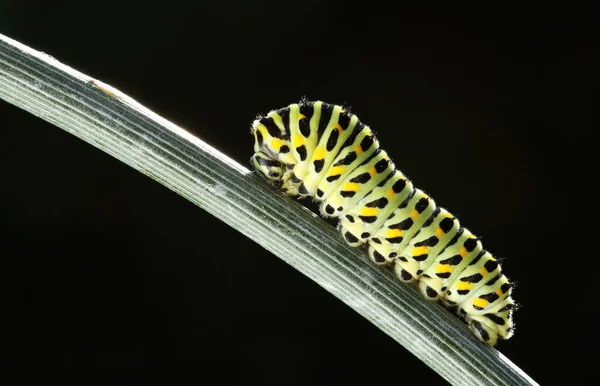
(386, 229, 404, 238)
(411, 246, 429, 256)
(342, 182, 359, 192)
(299, 113, 306, 120)
(473, 298, 488, 308)
(314, 147, 326, 160)
(410, 209, 419, 219)
(334, 123, 343, 132)
(292, 136, 304, 148)
(368, 165, 377, 176)
(456, 282, 472, 291)
(360, 207, 379, 217)
(435, 227, 445, 237)
(270, 138, 284, 151)
(386, 188, 395, 198)
(496, 288, 504, 296)
(459, 247, 468, 257)
(436, 264, 453, 274)
(480, 267, 488, 276)
(329, 165, 344, 176)
(354, 145, 363, 155)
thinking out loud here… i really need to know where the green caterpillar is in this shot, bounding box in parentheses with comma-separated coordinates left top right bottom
(250, 100, 514, 346)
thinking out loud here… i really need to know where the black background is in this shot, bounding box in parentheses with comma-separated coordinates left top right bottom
(1, 2, 598, 385)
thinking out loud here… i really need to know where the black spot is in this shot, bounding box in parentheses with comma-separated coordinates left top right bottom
(400, 270, 413, 281)
(473, 321, 490, 341)
(334, 152, 357, 166)
(255, 129, 264, 146)
(374, 158, 389, 173)
(415, 197, 430, 213)
(313, 159, 325, 173)
(464, 237, 479, 252)
(392, 178, 406, 193)
(256, 157, 281, 168)
(337, 206, 343, 212)
(340, 190, 356, 198)
(338, 112, 350, 130)
(480, 292, 500, 303)
(439, 217, 455, 233)
(436, 272, 451, 279)
(340, 122, 361, 149)
(345, 232, 359, 244)
(413, 253, 428, 262)
(279, 145, 290, 154)
(385, 237, 403, 244)
(398, 256, 408, 262)
(485, 313, 506, 326)
(316, 189, 324, 198)
(325, 205, 335, 215)
(501, 283, 512, 294)
(260, 117, 284, 139)
(457, 289, 470, 295)
(268, 172, 279, 178)
(440, 254, 463, 266)
(398, 199, 409, 209)
(278, 107, 291, 134)
(445, 230, 463, 246)
(422, 208, 440, 227)
(391, 217, 414, 230)
(498, 304, 513, 312)
(298, 184, 308, 195)
(441, 286, 447, 292)
(326, 128, 339, 151)
(326, 174, 341, 182)
(416, 270, 423, 275)
(371, 237, 381, 244)
(359, 216, 377, 224)
(299, 103, 314, 137)
(484, 259, 499, 273)
(345, 215, 355, 223)
(372, 250, 386, 263)
(377, 172, 393, 187)
(361, 232, 370, 239)
(317, 103, 333, 139)
(350, 172, 371, 184)
(366, 197, 388, 208)
(296, 145, 307, 161)
(291, 174, 301, 183)
(359, 134, 374, 152)
(461, 273, 483, 283)
(469, 250, 485, 265)
(425, 286, 438, 298)
(415, 236, 439, 247)
(485, 274, 501, 286)
(389, 252, 397, 258)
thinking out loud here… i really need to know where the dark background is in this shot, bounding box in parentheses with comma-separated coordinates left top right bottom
(1, 2, 597, 385)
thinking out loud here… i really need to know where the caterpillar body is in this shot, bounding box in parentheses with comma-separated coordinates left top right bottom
(250, 100, 514, 346)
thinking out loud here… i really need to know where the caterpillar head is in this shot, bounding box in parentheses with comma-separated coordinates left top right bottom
(251, 151, 285, 189)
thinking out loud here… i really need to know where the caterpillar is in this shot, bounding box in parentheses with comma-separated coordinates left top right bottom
(250, 100, 515, 346)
